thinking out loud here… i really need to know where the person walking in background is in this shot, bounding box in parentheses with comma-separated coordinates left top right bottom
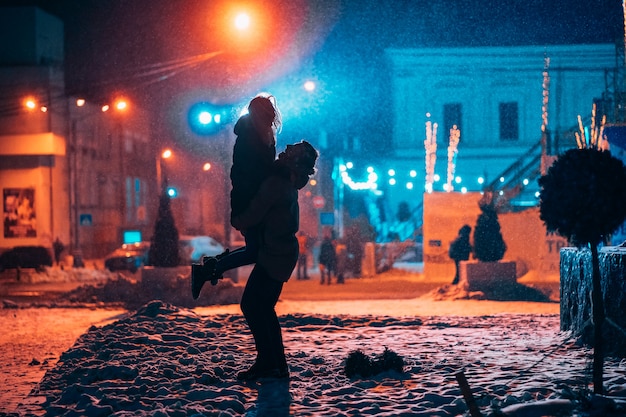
(335, 239, 347, 284)
(449, 224, 472, 285)
(318, 227, 336, 285)
(192, 93, 281, 299)
(231, 141, 318, 381)
(296, 230, 310, 280)
(53, 237, 65, 266)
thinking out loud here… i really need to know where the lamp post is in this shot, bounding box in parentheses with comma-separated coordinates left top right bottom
(156, 148, 173, 194)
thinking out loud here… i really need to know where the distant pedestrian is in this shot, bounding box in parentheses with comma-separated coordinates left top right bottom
(449, 225, 472, 285)
(318, 228, 336, 285)
(296, 231, 310, 280)
(53, 237, 65, 266)
(335, 241, 347, 284)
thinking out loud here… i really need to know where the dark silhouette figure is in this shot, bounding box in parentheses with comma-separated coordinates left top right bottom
(318, 228, 336, 285)
(449, 225, 472, 285)
(192, 94, 281, 299)
(53, 237, 65, 266)
(233, 141, 318, 381)
(196, 141, 318, 381)
(296, 231, 310, 280)
(335, 240, 347, 284)
(345, 224, 363, 277)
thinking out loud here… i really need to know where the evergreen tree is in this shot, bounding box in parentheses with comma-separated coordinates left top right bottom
(473, 194, 506, 262)
(396, 201, 411, 222)
(148, 191, 180, 267)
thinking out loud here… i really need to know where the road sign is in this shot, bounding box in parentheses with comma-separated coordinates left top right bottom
(79, 214, 92, 226)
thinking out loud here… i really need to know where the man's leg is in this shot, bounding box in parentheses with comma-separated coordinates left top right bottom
(303, 254, 309, 279)
(240, 265, 286, 374)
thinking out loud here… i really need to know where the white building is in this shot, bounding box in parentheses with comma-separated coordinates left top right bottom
(380, 44, 617, 215)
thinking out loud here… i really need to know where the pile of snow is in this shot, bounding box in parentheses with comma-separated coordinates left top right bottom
(29, 301, 626, 417)
(62, 273, 244, 309)
(422, 282, 559, 302)
(16, 266, 117, 284)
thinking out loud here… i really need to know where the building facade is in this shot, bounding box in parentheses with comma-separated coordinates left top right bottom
(0, 7, 156, 260)
(381, 44, 616, 213)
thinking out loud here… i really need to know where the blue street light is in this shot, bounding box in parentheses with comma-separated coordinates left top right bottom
(166, 186, 178, 198)
(188, 102, 232, 135)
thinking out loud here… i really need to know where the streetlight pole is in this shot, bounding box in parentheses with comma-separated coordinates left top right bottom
(156, 148, 172, 194)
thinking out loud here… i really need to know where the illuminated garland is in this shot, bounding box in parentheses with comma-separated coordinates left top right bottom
(541, 55, 550, 134)
(424, 114, 438, 193)
(575, 103, 607, 150)
(446, 125, 460, 192)
(339, 165, 378, 190)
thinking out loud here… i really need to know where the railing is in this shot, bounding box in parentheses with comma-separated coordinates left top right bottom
(486, 119, 591, 208)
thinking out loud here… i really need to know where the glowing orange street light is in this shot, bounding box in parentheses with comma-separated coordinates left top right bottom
(202, 162, 211, 171)
(115, 99, 128, 111)
(234, 12, 250, 31)
(157, 149, 173, 192)
(24, 98, 37, 110)
(23, 97, 48, 112)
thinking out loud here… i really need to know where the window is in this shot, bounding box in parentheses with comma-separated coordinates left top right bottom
(125, 177, 146, 223)
(444, 103, 462, 137)
(499, 102, 519, 141)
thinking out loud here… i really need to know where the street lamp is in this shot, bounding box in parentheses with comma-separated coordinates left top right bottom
(156, 148, 173, 193)
(234, 12, 251, 31)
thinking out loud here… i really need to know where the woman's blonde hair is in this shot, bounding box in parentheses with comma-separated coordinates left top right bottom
(248, 93, 282, 146)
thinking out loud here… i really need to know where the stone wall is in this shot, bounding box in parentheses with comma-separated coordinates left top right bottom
(560, 246, 626, 356)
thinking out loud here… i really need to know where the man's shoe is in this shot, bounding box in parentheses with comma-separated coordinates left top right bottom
(191, 257, 217, 299)
(191, 265, 204, 300)
(236, 363, 289, 381)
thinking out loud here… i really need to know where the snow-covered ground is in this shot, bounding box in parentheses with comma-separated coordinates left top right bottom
(0, 265, 624, 416)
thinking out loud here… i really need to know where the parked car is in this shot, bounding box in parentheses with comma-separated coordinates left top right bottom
(178, 235, 225, 264)
(104, 242, 150, 273)
(0, 246, 53, 272)
(104, 236, 224, 272)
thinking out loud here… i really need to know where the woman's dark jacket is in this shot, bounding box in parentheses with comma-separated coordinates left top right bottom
(230, 114, 276, 218)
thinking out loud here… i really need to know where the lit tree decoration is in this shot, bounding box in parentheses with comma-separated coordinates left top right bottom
(575, 103, 607, 150)
(424, 114, 438, 193)
(541, 55, 550, 134)
(541, 55, 550, 154)
(446, 125, 460, 192)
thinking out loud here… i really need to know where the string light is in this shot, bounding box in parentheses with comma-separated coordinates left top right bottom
(424, 114, 438, 193)
(446, 124, 460, 192)
(575, 103, 608, 150)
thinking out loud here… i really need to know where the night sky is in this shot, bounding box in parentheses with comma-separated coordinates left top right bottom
(2, 0, 623, 156)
